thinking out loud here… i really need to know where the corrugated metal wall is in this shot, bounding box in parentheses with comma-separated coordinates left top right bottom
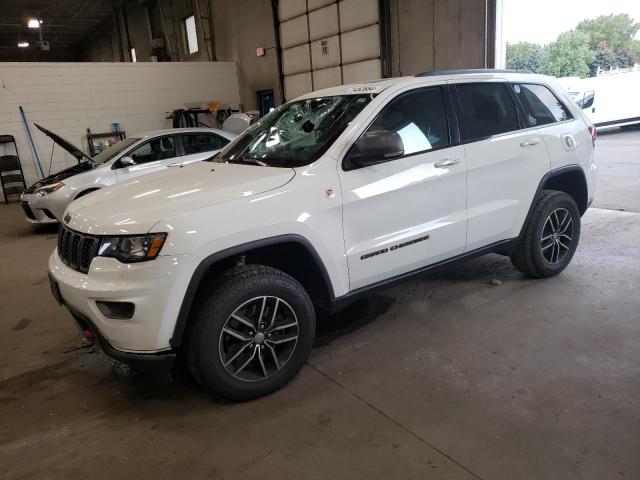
(277, 0, 381, 100)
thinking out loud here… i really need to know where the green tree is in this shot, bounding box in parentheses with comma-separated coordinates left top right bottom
(540, 30, 595, 78)
(576, 14, 639, 53)
(506, 41, 544, 72)
(590, 41, 620, 75)
(576, 14, 640, 71)
(623, 40, 640, 66)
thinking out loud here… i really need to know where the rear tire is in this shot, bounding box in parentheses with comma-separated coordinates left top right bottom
(510, 190, 581, 278)
(186, 265, 315, 401)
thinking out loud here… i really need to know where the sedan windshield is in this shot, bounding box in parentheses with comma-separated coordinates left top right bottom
(215, 94, 372, 167)
(92, 137, 140, 165)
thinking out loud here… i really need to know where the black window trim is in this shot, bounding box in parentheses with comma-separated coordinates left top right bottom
(111, 133, 178, 170)
(508, 81, 575, 129)
(342, 85, 459, 171)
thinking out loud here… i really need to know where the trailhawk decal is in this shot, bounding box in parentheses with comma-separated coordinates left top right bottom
(360, 235, 430, 260)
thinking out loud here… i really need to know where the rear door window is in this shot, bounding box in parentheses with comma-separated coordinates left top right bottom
(181, 133, 229, 155)
(512, 83, 573, 127)
(455, 83, 520, 142)
(128, 136, 176, 164)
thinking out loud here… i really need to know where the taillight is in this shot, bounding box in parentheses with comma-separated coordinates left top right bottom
(588, 125, 597, 146)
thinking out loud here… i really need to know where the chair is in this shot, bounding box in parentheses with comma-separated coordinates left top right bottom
(0, 135, 27, 203)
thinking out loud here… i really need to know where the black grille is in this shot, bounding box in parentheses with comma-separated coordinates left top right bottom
(21, 201, 36, 220)
(57, 226, 100, 274)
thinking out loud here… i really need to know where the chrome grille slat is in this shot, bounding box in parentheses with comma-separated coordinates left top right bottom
(57, 226, 100, 274)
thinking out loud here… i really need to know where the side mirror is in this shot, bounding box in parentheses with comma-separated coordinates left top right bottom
(119, 156, 135, 167)
(347, 130, 404, 169)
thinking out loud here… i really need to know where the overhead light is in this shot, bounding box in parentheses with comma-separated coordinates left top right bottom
(27, 18, 42, 29)
(18, 41, 29, 48)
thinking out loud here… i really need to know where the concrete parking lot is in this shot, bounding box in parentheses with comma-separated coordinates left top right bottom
(1, 128, 639, 480)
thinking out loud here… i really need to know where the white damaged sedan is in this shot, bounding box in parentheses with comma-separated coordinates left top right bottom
(21, 125, 236, 223)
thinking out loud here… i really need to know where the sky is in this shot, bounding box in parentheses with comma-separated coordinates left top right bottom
(502, 0, 640, 45)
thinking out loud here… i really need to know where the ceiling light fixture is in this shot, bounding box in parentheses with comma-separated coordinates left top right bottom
(18, 41, 29, 48)
(27, 18, 42, 28)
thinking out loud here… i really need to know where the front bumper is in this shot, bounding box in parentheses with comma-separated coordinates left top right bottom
(48, 248, 187, 358)
(65, 302, 175, 372)
(20, 192, 64, 224)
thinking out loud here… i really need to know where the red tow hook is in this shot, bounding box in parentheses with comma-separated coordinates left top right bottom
(83, 328, 95, 342)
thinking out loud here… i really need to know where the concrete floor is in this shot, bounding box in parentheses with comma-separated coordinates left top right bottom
(1, 129, 639, 479)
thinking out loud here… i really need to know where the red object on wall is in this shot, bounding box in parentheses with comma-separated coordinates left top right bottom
(256, 47, 265, 57)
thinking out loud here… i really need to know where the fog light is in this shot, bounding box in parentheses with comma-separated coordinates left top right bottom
(96, 301, 135, 319)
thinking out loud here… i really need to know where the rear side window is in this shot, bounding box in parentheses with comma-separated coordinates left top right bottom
(455, 83, 520, 142)
(128, 136, 176, 164)
(182, 133, 229, 155)
(367, 87, 449, 155)
(512, 83, 573, 127)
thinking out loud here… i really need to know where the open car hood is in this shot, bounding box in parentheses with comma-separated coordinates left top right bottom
(24, 161, 94, 193)
(34, 123, 93, 164)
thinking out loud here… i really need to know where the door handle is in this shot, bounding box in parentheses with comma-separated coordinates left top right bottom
(434, 158, 460, 168)
(520, 138, 540, 147)
(167, 162, 183, 168)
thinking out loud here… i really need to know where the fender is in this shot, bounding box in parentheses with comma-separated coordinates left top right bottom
(170, 234, 335, 348)
(518, 164, 588, 238)
(74, 187, 100, 200)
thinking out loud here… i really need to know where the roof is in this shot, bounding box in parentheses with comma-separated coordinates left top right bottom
(295, 69, 554, 101)
(138, 127, 234, 140)
(295, 77, 409, 100)
(414, 68, 533, 77)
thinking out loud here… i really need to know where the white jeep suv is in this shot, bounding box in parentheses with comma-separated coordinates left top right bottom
(48, 70, 597, 400)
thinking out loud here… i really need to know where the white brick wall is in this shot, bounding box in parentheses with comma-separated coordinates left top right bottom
(0, 62, 240, 184)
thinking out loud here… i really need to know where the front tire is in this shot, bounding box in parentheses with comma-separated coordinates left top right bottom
(510, 190, 581, 278)
(186, 265, 315, 401)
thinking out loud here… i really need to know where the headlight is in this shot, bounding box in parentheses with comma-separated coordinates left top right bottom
(35, 182, 65, 197)
(98, 233, 167, 263)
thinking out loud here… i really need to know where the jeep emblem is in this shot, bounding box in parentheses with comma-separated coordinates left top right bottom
(63, 213, 71, 224)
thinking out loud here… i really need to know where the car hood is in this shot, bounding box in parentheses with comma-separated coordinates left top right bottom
(64, 162, 296, 235)
(34, 123, 94, 163)
(24, 161, 94, 193)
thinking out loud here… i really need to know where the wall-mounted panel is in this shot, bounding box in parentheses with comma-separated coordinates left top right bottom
(310, 35, 341, 69)
(341, 25, 380, 64)
(339, 0, 379, 32)
(308, 0, 335, 10)
(313, 66, 342, 90)
(343, 58, 381, 83)
(278, 0, 307, 21)
(284, 71, 313, 99)
(282, 44, 312, 75)
(309, 4, 339, 41)
(280, 16, 309, 49)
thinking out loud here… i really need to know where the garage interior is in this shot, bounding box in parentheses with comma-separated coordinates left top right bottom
(1, 1, 639, 479)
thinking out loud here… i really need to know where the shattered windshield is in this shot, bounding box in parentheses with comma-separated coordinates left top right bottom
(214, 94, 372, 167)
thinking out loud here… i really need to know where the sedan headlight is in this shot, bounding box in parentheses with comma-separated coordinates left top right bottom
(98, 233, 167, 263)
(36, 182, 65, 197)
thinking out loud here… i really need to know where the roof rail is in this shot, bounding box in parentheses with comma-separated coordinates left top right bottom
(415, 68, 533, 77)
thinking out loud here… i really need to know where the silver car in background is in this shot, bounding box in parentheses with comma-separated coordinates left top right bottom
(21, 125, 236, 223)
